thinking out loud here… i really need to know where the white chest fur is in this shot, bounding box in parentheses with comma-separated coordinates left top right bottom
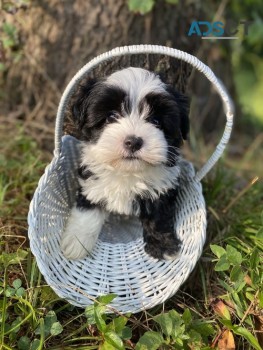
(79, 163, 181, 216)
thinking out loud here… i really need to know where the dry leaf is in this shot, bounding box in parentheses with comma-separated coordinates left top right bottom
(244, 274, 253, 286)
(218, 329, 235, 350)
(211, 299, 231, 320)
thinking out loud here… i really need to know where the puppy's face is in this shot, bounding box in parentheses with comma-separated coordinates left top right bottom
(71, 67, 189, 172)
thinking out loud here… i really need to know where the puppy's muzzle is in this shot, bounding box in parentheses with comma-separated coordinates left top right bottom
(124, 135, 143, 153)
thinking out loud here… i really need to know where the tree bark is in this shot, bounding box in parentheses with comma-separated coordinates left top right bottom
(2, 0, 237, 149)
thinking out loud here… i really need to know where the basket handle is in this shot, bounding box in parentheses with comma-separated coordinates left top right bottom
(54, 45, 234, 181)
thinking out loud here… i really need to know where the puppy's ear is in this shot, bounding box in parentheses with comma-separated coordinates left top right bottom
(71, 78, 97, 130)
(167, 86, 190, 140)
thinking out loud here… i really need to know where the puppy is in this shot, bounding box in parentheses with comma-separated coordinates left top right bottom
(61, 67, 189, 260)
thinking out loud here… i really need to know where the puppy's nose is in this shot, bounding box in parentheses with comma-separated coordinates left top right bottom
(124, 135, 143, 152)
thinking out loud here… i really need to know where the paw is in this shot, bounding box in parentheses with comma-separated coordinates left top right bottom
(61, 235, 93, 260)
(60, 228, 96, 260)
(60, 207, 105, 260)
(145, 237, 182, 260)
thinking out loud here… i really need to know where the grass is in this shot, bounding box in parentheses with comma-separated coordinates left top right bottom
(0, 126, 262, 350)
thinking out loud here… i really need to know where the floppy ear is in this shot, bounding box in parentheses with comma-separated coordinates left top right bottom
(167, 86, 190, 140)
(71, 78, 97, 131)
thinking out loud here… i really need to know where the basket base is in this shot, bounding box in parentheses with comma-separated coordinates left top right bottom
(100, 214, 142, 244)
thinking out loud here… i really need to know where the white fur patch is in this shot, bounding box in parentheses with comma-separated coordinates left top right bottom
(79, 148, 181, 215)
(81, 116, 168, 171)
(106, 67, 166, 113)
(61, 207, 107, 260)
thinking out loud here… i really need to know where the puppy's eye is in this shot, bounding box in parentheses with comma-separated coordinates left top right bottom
(151, 117, 161, 128)
(107, 111, 119, 123)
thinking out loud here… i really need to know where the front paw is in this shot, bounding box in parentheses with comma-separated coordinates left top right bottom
(145, 236, 182, 260)
(61, 231, 93, 260)
(60, 207, 105, 260)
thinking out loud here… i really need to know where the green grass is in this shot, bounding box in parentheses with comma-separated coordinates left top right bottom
(0, 127, 262, 350)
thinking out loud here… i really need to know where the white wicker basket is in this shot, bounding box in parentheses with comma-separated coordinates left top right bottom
(28, 45, 234, 313)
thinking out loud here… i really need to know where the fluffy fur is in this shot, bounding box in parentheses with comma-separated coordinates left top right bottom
(61, 67, 189, 260)
(61, 206, 107, 260)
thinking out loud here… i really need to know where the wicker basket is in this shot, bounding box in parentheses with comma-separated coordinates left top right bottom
(28, 45, 234, 313)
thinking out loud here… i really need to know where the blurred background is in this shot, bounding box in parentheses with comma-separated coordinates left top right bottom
(1, 0, 262, 150)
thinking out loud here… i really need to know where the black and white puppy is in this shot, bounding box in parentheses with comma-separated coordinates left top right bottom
(61, 67, 189, 260)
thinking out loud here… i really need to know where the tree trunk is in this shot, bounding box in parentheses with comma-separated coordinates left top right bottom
(2, 0, 236, 149)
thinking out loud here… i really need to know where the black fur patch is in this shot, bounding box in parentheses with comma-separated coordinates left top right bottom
(72, 81, 127, 141)
(165, 85, 190, 141)
(78, 165, 94, 180)
(76, 189, 96, 210)
(143, 89, 189, 166)
(138, 188, 182, 260)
